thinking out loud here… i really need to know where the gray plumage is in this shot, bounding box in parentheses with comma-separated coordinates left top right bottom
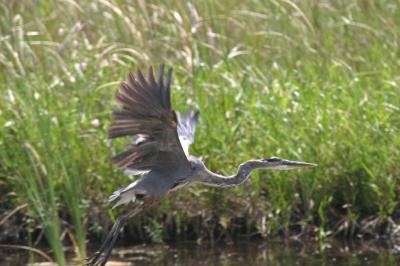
(86, 65, 316, 266)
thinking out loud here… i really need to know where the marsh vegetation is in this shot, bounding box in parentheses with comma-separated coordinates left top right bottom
(0, 1, 399, 264)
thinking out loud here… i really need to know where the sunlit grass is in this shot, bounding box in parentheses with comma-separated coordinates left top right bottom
(0, 0, 399, 263)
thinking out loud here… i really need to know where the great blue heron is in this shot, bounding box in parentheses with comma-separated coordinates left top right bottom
(86, 65, 316, 265)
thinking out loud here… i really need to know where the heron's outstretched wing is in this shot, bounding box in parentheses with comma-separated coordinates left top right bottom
(176, 110, 200, 156)
(109, 65, 191, 173)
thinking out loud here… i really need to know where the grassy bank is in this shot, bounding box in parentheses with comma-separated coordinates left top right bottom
(0, 0, 399, 264)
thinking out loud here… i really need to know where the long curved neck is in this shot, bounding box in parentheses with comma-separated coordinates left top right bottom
(198, 160, 266, 187)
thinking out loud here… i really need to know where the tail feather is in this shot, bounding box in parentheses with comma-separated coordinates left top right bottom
(108, 188, 124, 203)
(109, 180, 147, 208)
(109, 189, 136, 209)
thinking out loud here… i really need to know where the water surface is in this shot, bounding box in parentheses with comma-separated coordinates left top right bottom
(108, 240, 399, 266)
(1, 240, 399, 265)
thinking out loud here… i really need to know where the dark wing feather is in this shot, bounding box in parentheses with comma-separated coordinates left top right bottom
(109, 65, 190, 172)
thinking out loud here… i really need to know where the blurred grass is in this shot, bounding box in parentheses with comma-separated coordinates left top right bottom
(0, 0, 399, 263)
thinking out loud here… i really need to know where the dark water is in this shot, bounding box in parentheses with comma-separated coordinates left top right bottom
(1, 240, 400, 265)
(106, 240, 400, 266)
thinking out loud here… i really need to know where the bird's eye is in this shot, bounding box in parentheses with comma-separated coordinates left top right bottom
(190, 162, 196, 170)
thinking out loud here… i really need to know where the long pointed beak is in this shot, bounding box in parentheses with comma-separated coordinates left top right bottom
(263, 157, 317, 170)
(281, 159, 317, 169)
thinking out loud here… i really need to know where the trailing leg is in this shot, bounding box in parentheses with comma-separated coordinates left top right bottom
(85, 203, 143, 266)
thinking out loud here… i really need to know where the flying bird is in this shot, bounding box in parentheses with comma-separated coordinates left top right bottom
(86, 65, 316, 265)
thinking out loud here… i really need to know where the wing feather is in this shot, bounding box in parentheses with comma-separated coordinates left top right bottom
(109, 65, 190, 173)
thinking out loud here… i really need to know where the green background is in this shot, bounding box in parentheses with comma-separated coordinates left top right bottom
(0, 1, 399, 264)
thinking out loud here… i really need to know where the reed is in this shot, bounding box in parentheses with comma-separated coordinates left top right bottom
(0, 0, 399, 262)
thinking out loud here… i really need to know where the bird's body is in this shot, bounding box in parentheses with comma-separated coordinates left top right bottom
(86, 65, 316, 266)
(110, 159, 192, 206)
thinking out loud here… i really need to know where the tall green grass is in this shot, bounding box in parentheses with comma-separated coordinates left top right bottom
(0, 0, 399, 263)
